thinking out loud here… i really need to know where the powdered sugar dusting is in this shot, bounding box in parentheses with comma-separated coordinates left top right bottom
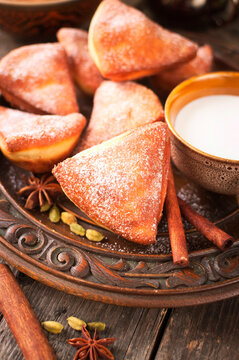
(0, 106, 86, 152)
(77, 80, 163, 151)
(89, 0, 197, 79)
(53, 122, 170, 244)
(0, 43, 79, 115)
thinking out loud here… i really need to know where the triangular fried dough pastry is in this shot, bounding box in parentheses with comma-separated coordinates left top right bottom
(76, 80, 163, 152)
(57, 28, 103, 95)
(0, 43, 79, 115)
(88, 0, 198, 81)
(152, 45, 213, 93)
(53, 122, 170, 244)
(0, 106, 86, 172)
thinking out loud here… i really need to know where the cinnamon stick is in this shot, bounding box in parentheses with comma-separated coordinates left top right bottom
(165, 165, 189, 266)
(0, 264, 56, 360)
(178, 197, 235, 251)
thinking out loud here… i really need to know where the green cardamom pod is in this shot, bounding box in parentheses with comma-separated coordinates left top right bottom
(86, 229, 104, 242)
(70, 223, 86, 236)
(67, 317, 86, 331)
(49, 205, 60, 223)
(41, 321, 63, 334)
(87, 322, 106, 331)
(40, 202, 51, 212)
(61, 212, 77, 225)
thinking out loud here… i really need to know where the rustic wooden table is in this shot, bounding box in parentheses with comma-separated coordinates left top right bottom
(1, 265, 239, 360)
(0, 3, 239, 359)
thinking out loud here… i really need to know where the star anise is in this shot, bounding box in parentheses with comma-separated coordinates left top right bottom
(67, 326, 116, 360)
(17, 173, 63, 209)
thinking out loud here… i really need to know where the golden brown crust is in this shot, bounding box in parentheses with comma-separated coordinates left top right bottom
(75, 80, 163, 152)
(88, 0, 198, 81)
(0, 43, 79, 115)
(0, 106, 86, 172)
(152, 45, 213, 92)
(53, 121, 170, 245)
(0, 106, 86, 152)
(1, 135, 80, 173)
(57, 28, 103, 95)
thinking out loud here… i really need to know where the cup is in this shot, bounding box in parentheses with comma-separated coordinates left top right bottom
(165, 71, 239, 195)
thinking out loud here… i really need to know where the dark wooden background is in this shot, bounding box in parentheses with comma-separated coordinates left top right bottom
(0, 1, 239, 358)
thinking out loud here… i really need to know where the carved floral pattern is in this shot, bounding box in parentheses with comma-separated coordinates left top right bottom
(0, 199, 239, 291)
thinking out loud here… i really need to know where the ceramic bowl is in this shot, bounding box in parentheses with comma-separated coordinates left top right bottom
(0, 0, 101, 37)
(165, 71, 239, 195)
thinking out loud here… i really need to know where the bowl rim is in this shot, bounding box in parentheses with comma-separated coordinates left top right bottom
(165, 71, 239, 165)
(0, 0, 78, 7)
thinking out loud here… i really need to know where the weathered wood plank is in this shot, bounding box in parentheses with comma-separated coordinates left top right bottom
(155, 297, 239, 360)
(0, 274, 168, 360)
(123, 307, 169, 360)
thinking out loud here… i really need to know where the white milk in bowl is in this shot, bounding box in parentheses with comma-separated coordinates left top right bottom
(174, 95, 239, 160)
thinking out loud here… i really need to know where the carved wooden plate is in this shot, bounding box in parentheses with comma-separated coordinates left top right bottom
(0, 30, 239, 307)
(0, 151, 239, 308)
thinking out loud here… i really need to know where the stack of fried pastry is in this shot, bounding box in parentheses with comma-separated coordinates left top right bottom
(0, 43, 79, 115)
(0, 0, 214, 246)
(75, 80, 163, 152)
(88, 0, 198, 81)
(53, 121, 170, 245)
(0, 106, 86, 173)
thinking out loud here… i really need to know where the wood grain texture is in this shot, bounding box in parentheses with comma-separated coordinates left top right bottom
(0, 273, 168, 360)
(155, 297, 239, 360)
